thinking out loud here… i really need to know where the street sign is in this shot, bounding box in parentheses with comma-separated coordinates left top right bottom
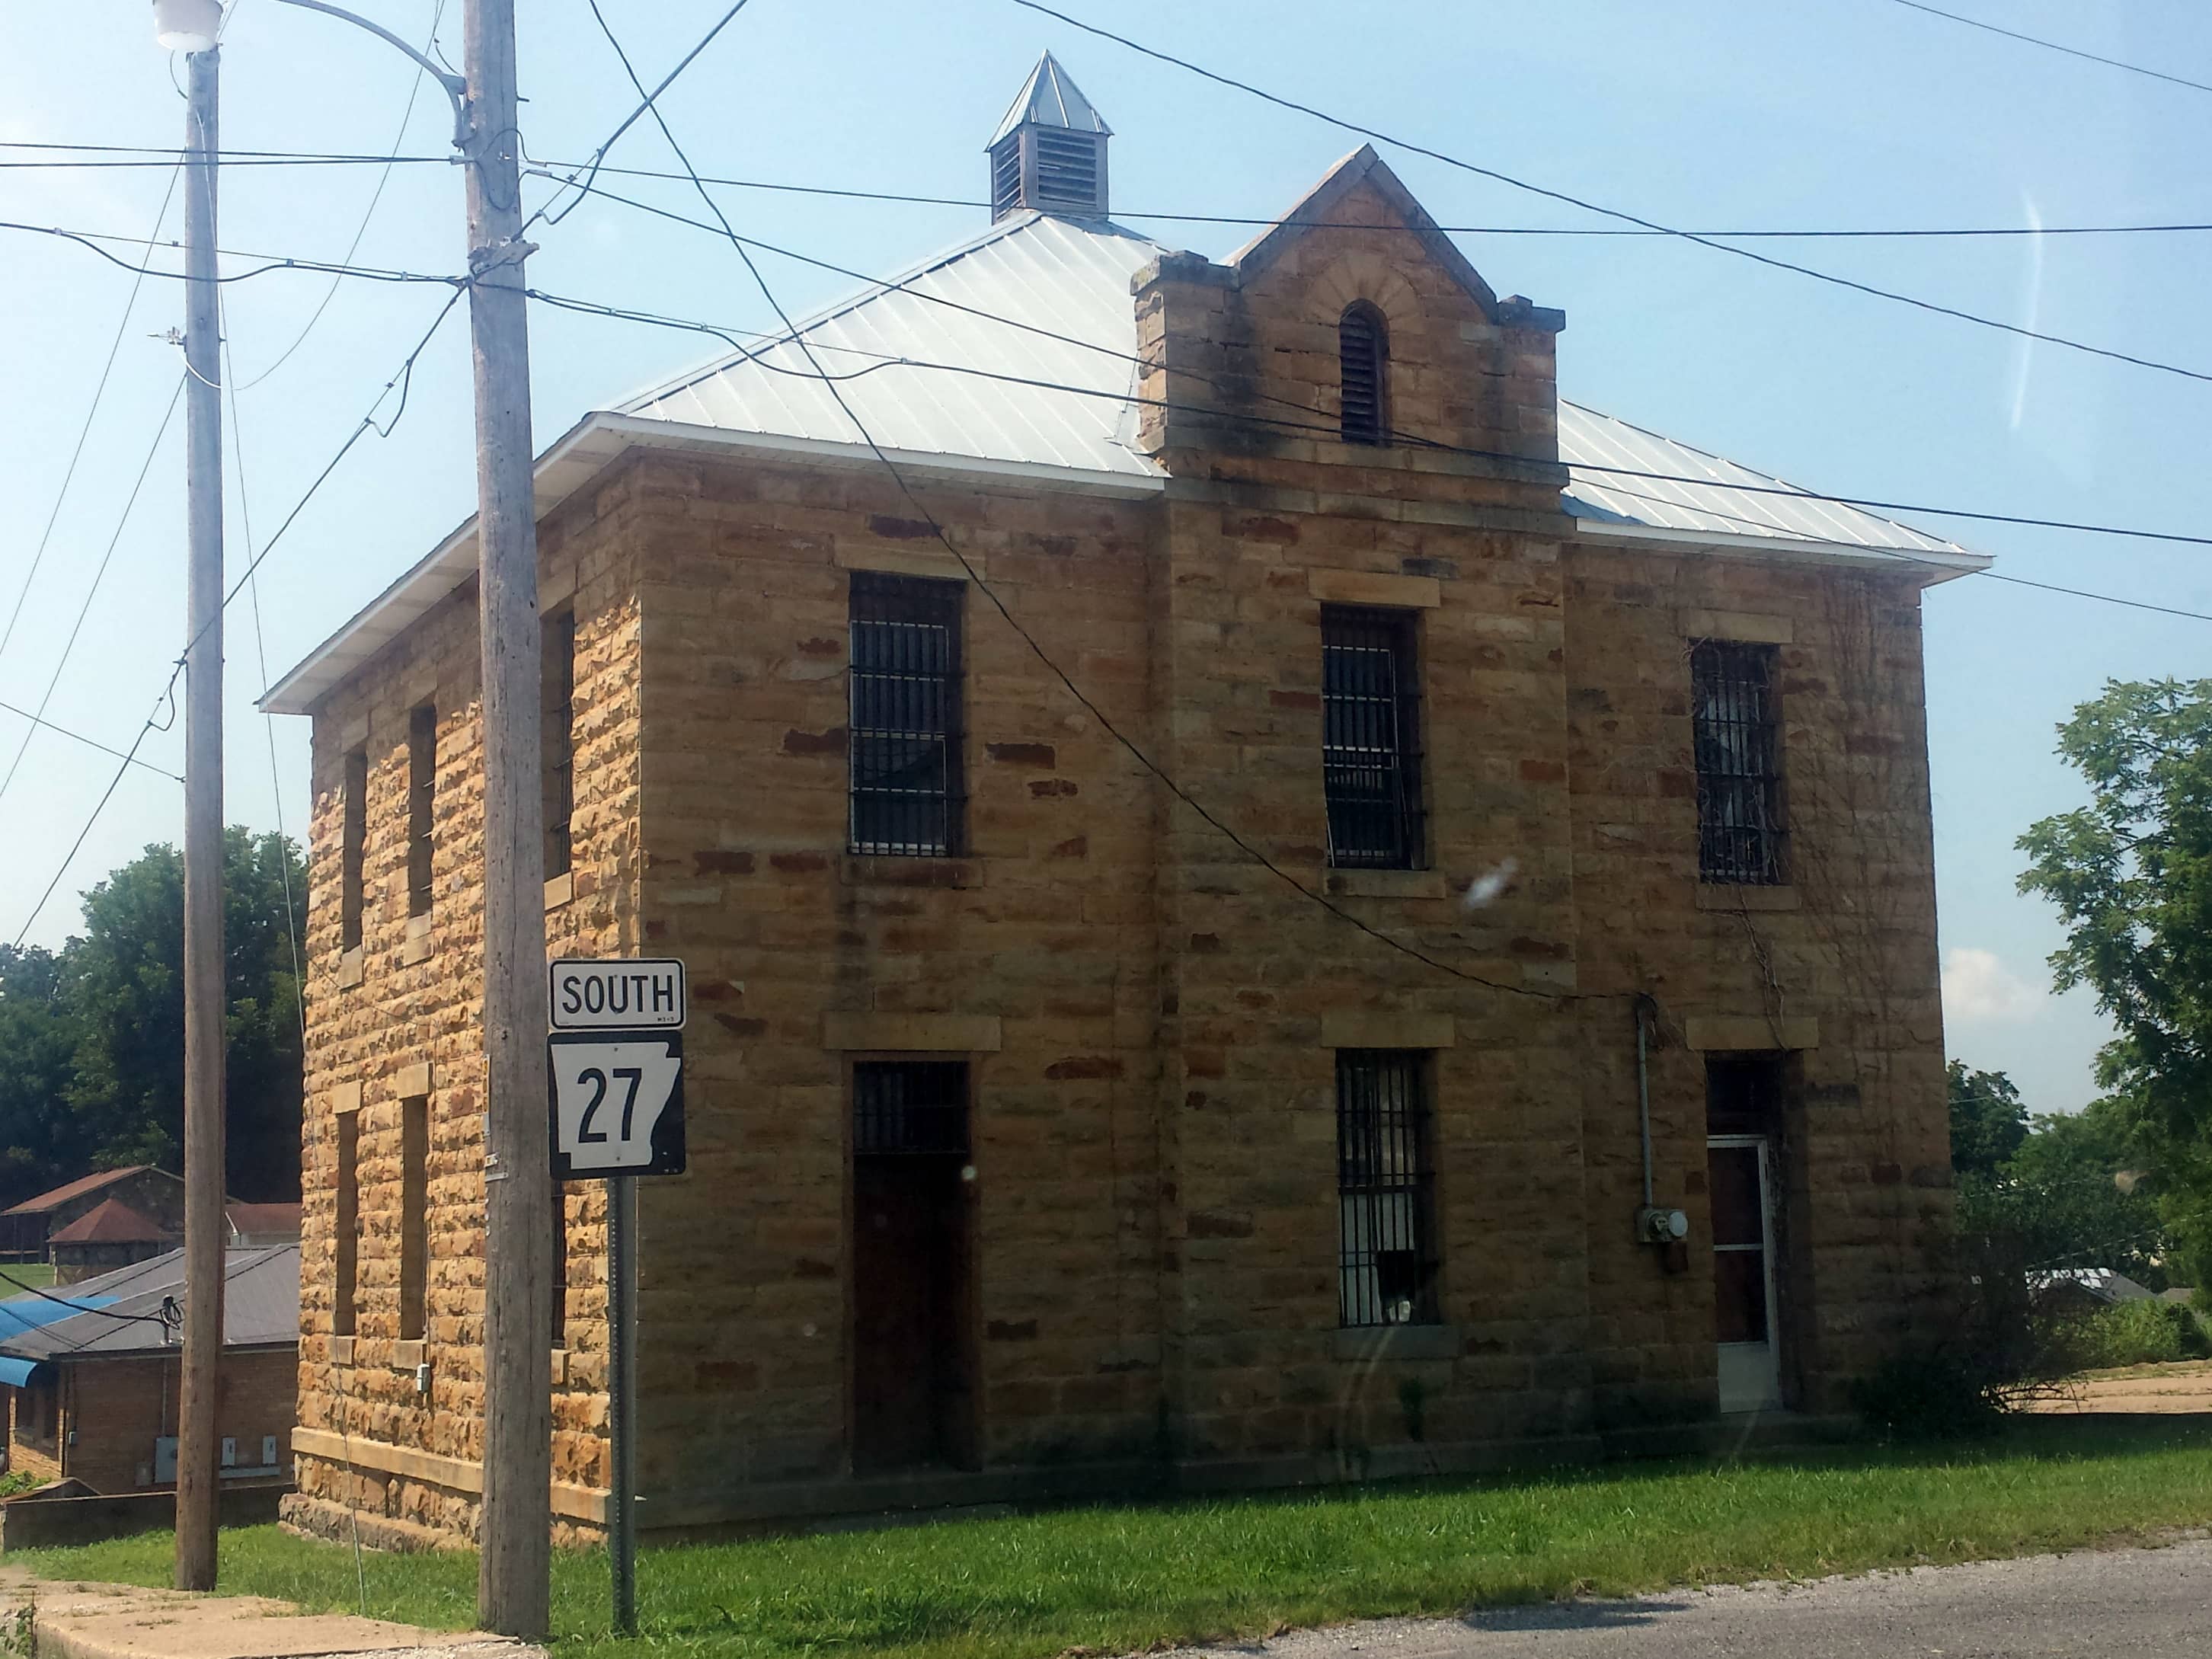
(549, 957, 686, 1031)
(546, 1032, 686, 1178)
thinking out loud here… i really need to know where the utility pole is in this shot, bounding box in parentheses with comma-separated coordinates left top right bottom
(462, 0, 554, 1636)
(174, 40, 227, 1595)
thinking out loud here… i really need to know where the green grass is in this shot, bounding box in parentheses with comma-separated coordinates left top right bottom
(21, 1419, 2212, 1659)
(0, 1264, 57, 1292)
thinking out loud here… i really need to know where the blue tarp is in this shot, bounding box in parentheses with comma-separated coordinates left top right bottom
(0, 1291, 118, 1386)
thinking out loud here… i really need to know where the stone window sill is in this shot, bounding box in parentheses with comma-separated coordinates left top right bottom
(1325, 868, 1446, 900)
(550, 1347, 569, 1386)
(392, 1339, 426, 1371)
(401, 912, 433, 965)
(1696, 884, 1801, 913)
(545, 871, 574, 912)
(1333, 1324, 1460, 1363)
(840, 854, 985, 890)
(330, 1335, 355, 1366)
(336, 947, 365, 989)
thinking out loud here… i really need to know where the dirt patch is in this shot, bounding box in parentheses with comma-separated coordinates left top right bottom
(2022, 1360, 2212, 1415)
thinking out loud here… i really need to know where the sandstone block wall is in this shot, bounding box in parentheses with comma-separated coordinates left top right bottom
(286, 169, 1955, 1542)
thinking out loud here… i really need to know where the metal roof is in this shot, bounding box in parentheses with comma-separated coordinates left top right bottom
(0, 1245, 299, 1365)
(48, 1197, 169, 1246)
(2, 1165, 171, 1217)
(265, 205, 1985, 716)
(988, 52, 1112, 146)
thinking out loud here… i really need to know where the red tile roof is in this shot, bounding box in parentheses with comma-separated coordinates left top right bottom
(1, 1166, 174, 1217)
(47, 1197, 173, 1246)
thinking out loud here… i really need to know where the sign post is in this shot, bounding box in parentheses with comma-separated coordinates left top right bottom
(548, 958, 686, 1636)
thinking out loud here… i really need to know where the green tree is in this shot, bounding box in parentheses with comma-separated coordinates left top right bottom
(1948, 1061, 2028, 1181)
(53, 829, 305, 1202)
(0, 945, 88, 1197)
(2019, 678, 2212, 1140)
(1957, 1095, 2167, 1290)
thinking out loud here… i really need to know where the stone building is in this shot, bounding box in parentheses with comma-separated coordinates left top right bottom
(264, 58, 1977, 1546)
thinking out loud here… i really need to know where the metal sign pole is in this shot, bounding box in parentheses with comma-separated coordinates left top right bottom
(607, 1175, 638, 1635)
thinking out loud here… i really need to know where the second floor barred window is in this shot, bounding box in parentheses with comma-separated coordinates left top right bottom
(542, 609, 576, 881)
(849, 573, 963, 857)
(1322, 606, 1424, 869)
(339, 748, 367, 953)
(1691, 640, 1786, 884)
(1338, 1050, 1438, 1328)
(407, 704, 436, 917)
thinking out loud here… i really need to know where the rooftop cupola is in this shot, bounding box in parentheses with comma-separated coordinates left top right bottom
(987, 53, 1111, 221)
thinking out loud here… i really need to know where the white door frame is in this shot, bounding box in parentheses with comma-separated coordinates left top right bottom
(1709, 1132, 1782, 1413)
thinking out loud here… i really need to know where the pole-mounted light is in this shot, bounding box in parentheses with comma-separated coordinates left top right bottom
(152, 0, 222, 53)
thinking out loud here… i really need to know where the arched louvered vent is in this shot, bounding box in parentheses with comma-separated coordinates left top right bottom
(1339, 302, 1389, 446)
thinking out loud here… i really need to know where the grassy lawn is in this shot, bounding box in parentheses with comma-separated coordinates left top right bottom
(21, 1418, 2212, 1659)
(0, 1264, 57, 1292)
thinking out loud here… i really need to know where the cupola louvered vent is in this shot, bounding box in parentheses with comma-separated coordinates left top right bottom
(986, 52, 1111, 221)
(1339, 303, 1389, 446)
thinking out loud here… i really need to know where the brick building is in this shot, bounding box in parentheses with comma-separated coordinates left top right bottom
(265, 59, 1977, 1546)
(0, 1246, 298, 1494)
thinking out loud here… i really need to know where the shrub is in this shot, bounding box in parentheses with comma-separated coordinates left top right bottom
(2066, 1299, 2212, 1370)
(1849, 1349, 2009, 1440)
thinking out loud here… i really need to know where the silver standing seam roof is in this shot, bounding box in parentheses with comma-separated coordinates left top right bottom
(0, 1245, 299, 1363)
(989, 52, 1114, 146)
(263, 206, 1984, 715)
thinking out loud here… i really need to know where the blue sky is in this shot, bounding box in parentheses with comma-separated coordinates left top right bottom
(3, 2, 2207, 1114)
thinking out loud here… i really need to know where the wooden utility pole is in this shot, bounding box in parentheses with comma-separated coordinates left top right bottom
(461, 0, 553, 1636)
(174, 40, 227, 1595)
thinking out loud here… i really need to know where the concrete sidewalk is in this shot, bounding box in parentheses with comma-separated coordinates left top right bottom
(0, 1567, 547, 1659)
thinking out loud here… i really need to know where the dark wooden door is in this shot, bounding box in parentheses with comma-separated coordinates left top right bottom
(852, 1156, 973, 1472)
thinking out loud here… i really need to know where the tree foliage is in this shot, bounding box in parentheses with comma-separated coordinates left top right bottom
(2019, 678, 2212, 1294)
(1947, 1061, 2027, 1181)
(0, 830, 304, 1205)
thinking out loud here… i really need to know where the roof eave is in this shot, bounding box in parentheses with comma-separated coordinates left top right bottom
(1571, 516, 1991, 584)
(261, 412, 1165, 718)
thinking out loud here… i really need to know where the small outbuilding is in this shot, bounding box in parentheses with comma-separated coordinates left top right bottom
(47, 1200, 174, 1286)
(0, 1246, 299, 1494)
(0, 1170, 184, 1266)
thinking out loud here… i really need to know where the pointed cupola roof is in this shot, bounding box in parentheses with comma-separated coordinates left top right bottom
(988, 51, 1112, 147)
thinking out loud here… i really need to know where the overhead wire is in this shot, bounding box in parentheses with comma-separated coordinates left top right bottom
(1883, 0, 2212, 97)
(0, 220, 464, 289)
(0, 374, 188, 813)
(1008, 0, 2212, 386)
(231, 0, 450, 391)
(0, 160, 185, 672)
(9, 289, 465, 948)
(0, 698, 184, 782)
(580, 0, 1607, 1004)
(519, 156, 2212, 240)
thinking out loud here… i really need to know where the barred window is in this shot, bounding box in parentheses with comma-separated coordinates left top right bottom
(550, 1181, 568, 1350)
(332, 1109, 359, 1339)
(407, 704, 436, 917)
(1337, 1050, 1439, 1328)
(1322, 606, 1424, 870)
(1691, 641, 1786, 884)
(849, 574, 964, 857)
(339, 748, 367, 952)
(542, 609, 576, 881)
(1339, 302, 1388, 446)
(854, 1060, 970, 1157)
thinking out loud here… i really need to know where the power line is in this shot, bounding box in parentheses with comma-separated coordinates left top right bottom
(10, 291, 464, 948)
(580, 0, 1609, 1005)
(0, 697, 184, 782)
(519, 0, 755, 235)
(1009, 0, 2212, 386)
(1884, 0, 2212, 97)
(0, 1267, 178, 1333)
(0, 374, 188, 814)
(529, 157, 2212, 241)
(0, 219, 464, 289)
(0, 140, 450, 165)
(232, 0, 450, 392)
(0, 160, 185, 673)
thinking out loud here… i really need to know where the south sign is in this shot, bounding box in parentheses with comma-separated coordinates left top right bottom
(548, 957, 688, 1031)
